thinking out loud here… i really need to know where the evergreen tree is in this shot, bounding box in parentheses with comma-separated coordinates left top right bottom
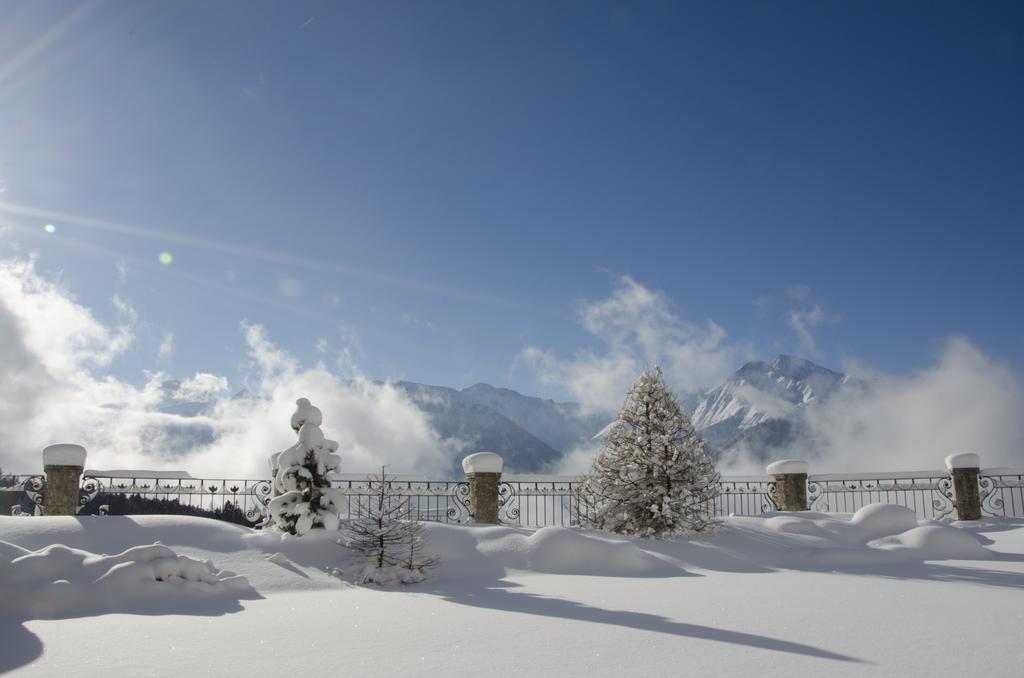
(341, 467, 438, 585)
(581, 366, 720, 537)
(268, 398, 344, 535)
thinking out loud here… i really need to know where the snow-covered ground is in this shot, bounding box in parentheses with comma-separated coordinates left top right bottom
(2, 510, 1023, 677)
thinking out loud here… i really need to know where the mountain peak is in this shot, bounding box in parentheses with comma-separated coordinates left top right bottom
(462, 382, 500, 393)
(768, 354, 842, 381)
(730, 355, 837, 381)
(770, 354, 811, 369)
(734, 359, 769, 378)
(689, 354, 848, 444)
(770, 354, 818, 371)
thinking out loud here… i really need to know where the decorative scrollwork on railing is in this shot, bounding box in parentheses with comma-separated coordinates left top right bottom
(979, 472, 1024, 517)
(448, 482, 470, 522)
(764, 481, 779, 511)
(246, 479, 274, 526)
(933, 477, 955, 519)
(11, 475, 45, 516)
(497, 482, 520, 523)
(806, 480, 824, 512)
(803, 474, 955, 519)
(78, 475, 103, 513)
(979, 475, 1001, 516)
(715, 479, 778, 516)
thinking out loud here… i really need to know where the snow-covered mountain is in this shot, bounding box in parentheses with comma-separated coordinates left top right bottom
(400, 355, 850, 472)
(393, 382, 607, 474)
(456, 383, 607, 452)
(682, 355, 848, 462)
(126, 356, 848, 474)
(393, 382, 558, 473)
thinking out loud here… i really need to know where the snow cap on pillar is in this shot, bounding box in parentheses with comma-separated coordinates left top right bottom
(462, 452, 503, 474)
(43, 443, 87, 467)
(945, 452, 980, 470)
(766, 459, 809, 475)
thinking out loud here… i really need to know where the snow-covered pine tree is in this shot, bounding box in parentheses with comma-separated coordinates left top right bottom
(581, 366, 720, 537)
(341, 467, 438, 585)
(267, 398, 344, 535)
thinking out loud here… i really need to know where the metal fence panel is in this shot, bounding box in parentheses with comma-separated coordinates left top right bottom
(6, 466, 1023, 526)
(806, 471, 956, 520)
(330, 479, 470, 523)
(77, 475, 274, 526)
(980, 469, 1024, 518)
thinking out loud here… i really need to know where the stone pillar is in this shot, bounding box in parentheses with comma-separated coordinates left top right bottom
(42, 444, 87, 516)
(462, 452, 503, 524)
(766, 459, 809, 512)
(945, 453, 982, 521)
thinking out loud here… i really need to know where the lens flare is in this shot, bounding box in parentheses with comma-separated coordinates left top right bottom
(158, 251, 173, 265)
(43, 223, 56, 234)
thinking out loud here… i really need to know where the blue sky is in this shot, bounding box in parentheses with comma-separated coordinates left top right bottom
(1, 0, 1022, 400)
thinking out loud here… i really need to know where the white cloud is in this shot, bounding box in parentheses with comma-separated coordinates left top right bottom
(0, 259, 135, 375)
(157, 332, 175, 360)
(519, 276, 746, 415)
(196, 328, 461, 478)
(553, 437, 604, 475)
(174, 373, 228, 402)
(786, 287, 839, 356)
(716, 337, 1024, 473)
(0, 258, 462, 478)
(4, 258, 1022, 480)
(804, 338, 1024, 471)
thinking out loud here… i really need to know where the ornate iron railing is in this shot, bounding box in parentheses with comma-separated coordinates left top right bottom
(2, 474, 45, 516)
(979, 468, 1024, 518)
(714, 476, 778, 516)
(806, 471, 956, 520)
(330, 476, 470, 523)
(496, 475, 778, 527)
(8, 466, 1023, 526)
(75, 474, 274, 526)
(498, 476, 589, 527)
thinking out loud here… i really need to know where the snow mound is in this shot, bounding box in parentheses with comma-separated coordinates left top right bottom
(850, 503, 920, 539)
(719, 506, 995, 567)
(0, 515, 253, 553)
(871, 525, 992, 560)
(0, 542, 256, 620)
(477, 526, 675, 576)
(762, 514, 841, 538)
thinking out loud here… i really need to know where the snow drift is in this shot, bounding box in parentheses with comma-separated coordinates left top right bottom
(0, 539, 255, 620)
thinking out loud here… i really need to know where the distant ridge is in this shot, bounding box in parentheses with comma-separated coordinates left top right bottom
(682, 355, 848, 463)
(131, 355, 849, 474)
